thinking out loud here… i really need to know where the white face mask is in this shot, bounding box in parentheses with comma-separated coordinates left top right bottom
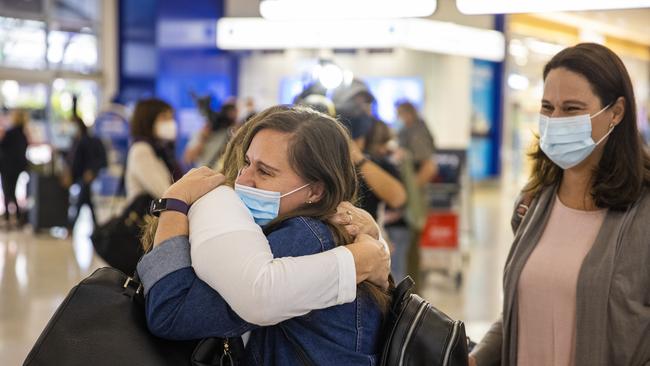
(155, 119, 177, 141)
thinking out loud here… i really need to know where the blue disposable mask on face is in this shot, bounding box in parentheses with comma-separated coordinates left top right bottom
(539, 104, 614, 170)
(235, 183, 310, 226)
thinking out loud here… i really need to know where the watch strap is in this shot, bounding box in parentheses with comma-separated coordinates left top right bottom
(150, 198, 190, 217)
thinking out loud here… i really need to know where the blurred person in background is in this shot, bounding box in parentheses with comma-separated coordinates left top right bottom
(334, 81, 407, 220)
(66, 98, 107, 228)
(242, 96, 258, 122)
(396, 101, 438, 186)
(470, 43, 650, 366)
(127, 98, 182, 204)
(364, 120, 412, 281)
(184, 100, 237, 170)
(0, 108, 29, 229)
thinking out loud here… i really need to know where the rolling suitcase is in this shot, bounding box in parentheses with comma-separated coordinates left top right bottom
(28, 172, 69, 230)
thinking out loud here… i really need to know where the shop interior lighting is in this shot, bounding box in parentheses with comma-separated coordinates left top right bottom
(260, 0, 437, 20)
(1, 80, 20, 104)
(507, 74, 530, 91)
(318, 63, 345, 89)
(524, 39, 564, 56)
(217, 18, 505, 62)
(456, 0, 650, 14)
(53, 78, 66, 91)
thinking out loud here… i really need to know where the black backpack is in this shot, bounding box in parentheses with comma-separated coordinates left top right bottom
(276, 276, 470, 366)
(380, 277, 469, 366)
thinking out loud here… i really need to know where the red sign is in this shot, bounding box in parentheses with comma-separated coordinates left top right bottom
(419, 212, 459, 249)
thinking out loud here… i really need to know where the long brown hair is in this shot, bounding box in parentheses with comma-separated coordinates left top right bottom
(365, 119, 392, 158)
(524, 43, 650, 210)
(239, 106, 391, 312)
(130, 98, 172, 140)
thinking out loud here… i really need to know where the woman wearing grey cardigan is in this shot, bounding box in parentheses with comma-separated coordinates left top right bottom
(470, 43, 650, 366)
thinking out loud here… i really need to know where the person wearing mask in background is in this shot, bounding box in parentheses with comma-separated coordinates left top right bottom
(470, 43, 650, 366)
(396, 101, 438, 186)
(334, 81, 407, 219)
(127, 98, 182, 204)
(184, 100, 237, 170)
(0, 108, 29, 229)
(364, 120, 412, 281)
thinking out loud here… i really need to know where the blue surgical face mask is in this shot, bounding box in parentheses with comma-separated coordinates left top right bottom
(539, 104, 614, 170)
(235, 183, 310, 226)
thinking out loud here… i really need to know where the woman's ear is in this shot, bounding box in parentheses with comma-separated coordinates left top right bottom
(611, 96, 625, 126)
(306, 182, 325, 204)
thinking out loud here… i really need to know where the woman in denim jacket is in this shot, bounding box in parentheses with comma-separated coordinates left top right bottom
(137, 106, 392, 365)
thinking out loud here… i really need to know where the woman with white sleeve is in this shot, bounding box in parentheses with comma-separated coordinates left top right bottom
(137, 106, 391, 364)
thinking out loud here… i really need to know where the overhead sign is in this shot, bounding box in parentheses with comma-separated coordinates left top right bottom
(260, 0, 437, 20)
(457, 0, 650, 14)
(158, 20, 217, 48)
(216, 18, 505, 62)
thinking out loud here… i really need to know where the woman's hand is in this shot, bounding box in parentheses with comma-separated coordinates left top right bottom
(328, 202, 380, 240)
(345, 234, 390, 290)
(153, 167, 225, 247)
(163, 166, 226, 205)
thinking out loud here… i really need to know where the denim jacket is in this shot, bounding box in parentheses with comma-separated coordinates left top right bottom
(137, 216, 383, 365)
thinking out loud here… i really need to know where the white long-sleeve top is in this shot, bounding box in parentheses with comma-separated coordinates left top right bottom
(125, 141, 172, 202)
(189, 186, 358, 326)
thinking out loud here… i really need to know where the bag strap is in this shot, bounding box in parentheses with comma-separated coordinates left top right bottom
(391, 276, 414, 314)
(279, 325, 315, 366)
(511, 191, 535, 234)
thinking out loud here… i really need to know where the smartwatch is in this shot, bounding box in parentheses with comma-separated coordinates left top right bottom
(150, 198, 190, 217)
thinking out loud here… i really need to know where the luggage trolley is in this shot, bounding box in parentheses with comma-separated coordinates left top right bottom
(418, 149, 472, 290)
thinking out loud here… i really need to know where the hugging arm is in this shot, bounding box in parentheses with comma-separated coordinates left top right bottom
(139, 168, 389, 339)
(138, 237, 257, 340)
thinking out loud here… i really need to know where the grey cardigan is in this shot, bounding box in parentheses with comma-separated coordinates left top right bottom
(472, 185, 650, 366)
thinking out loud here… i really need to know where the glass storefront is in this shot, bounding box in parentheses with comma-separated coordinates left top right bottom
(0, 0, 103, 147)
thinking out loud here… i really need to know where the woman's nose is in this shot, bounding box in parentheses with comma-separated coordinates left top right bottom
(236, 167, 255, 187)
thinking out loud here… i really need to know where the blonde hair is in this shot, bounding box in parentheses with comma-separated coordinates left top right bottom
(11, 109, 29, 127)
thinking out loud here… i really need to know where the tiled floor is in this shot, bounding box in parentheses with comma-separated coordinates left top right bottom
(0, 183, 515, 365)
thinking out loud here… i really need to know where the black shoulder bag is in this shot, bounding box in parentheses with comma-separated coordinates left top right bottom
(280, 277, 470, 366)
(90, 193, 151, 274)
(23, 267, 244, 366)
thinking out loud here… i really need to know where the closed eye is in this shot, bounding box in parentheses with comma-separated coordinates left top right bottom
(258, 168, 270, 176)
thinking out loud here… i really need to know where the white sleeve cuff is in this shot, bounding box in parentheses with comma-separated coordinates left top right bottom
(332, 246, 357, 304)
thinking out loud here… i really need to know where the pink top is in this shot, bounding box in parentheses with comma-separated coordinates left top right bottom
(517, 196, 606, 366)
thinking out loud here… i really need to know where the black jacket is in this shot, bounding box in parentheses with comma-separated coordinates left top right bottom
(0, 126, 29, 175)
(70, 135, 107, 182)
